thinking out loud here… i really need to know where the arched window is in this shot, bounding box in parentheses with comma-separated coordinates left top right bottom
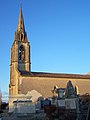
(21, 33, 23, 41)
(19, 45, 25, 61)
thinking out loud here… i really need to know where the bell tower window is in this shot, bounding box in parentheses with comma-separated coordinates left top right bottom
(19, 45, 25, 61)
(21, 33, 23, 41)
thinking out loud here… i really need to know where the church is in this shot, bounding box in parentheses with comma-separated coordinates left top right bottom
(9, 7, 90, 102)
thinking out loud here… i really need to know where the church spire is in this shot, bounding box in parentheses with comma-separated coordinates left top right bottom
(17, 6, 25, 32)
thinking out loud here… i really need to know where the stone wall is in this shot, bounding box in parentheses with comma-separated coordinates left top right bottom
(20, 76, 90, 98)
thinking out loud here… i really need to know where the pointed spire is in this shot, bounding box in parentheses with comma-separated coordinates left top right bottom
(17, 6, 25, 32)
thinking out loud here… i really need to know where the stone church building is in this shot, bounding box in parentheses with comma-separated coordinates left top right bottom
(9, 7, 90, 102)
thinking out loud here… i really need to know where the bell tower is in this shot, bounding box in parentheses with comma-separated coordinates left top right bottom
(11, 7, 30, 72)
(9, 7, 30, 95)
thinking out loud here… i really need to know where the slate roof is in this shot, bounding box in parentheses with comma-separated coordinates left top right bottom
(19, 71, 90, 79)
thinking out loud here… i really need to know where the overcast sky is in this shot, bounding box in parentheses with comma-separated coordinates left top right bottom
(0, 0, 90, 99)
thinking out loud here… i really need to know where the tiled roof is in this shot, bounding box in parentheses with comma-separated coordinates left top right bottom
(19, 71, 90, 79)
